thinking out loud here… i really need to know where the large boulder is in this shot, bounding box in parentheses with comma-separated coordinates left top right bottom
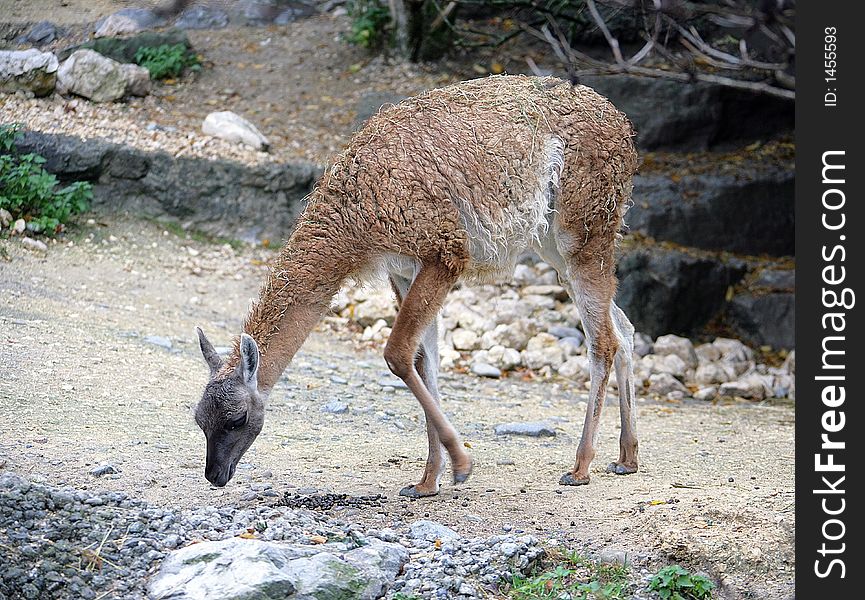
(58, 30, 192, 64)
(147, 537, 408, 600)
(57, 50, 129, 103)
(583, 75, 794, 150)
(628, 166, 794, 256)
(725, 292, 795, 350)
(615, 244, 746, 338)
(0, 49, 58, 97)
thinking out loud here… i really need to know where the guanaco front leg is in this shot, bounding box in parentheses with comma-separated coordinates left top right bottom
(384, 263, 472, 497)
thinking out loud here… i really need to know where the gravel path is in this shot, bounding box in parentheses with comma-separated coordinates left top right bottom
(1, 218, 794, 598)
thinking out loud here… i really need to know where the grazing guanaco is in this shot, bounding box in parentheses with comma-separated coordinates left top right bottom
(195, 75, 640, 496)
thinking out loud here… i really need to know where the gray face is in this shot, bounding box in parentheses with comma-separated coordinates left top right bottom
(194, 328, 264, 487)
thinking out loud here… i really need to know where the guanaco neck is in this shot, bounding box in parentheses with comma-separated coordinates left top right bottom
(226, 200, 360, 393)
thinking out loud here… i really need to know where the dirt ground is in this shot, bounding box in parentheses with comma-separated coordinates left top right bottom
(0, 219, 794, 598)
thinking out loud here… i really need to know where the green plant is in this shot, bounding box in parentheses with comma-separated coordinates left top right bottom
(133, 44, 201, 80)
(647, 565, 715, 600)
(508, 550, 629, 600)
(0, 124, 92, 235)
(347, 0, 391, 49)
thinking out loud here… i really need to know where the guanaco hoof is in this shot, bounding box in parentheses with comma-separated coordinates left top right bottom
(399, 485, 439, 498)
(559, 472, 590, 486)
(453, 460, 473, 485)
(606, 462, 638, 475)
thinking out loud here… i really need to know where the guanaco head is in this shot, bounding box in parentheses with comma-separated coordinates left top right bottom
(194, 327, 265, 487)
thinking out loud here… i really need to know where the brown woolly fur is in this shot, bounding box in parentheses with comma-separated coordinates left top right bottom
(199, 75, 641, 493)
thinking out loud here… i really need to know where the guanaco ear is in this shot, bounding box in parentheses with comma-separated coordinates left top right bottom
(239, 334, 260, 390)
(196, 327, 223, 376)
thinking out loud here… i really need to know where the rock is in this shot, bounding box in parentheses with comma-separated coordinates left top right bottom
(783, 350, 795, 375)
(119, 63, 150, 97)
(628, 167, 794, 256)
(472, 346, 521, 372)
(557, 336, 583, 357)
(616, 244, 746, 338)
(57, 49, 127, 102)
(582, 74, 793, 150)
(321, 400, 348, 414)
(547, 326, 584, 343)
(143, 335, 172, 350)
(12, 219, 26, 234)
(20, 237, 48, 252)
(451, 328, 479, 351)
(712, 338, 754, 363)
(471, 362, 501, 379)
(642, 354, 687, 379)
(0, 208, 11, 228)
(59, 30, 192, 64)
(480, 322, 537, 351)
(175, 5, 231, 29)
(726, 291, 795, 350)
(522, 284, 568, 300)
(202, 111, 270, 151)
(694, 362, 734, 385)
(94, 9, 163, 38)
(148, 537, 408, 600)
(720, 375, 773, 400)
(652, 334, 698, 369)
(12, 130, 320, 243)
(647, 373, 688, 396)
(0, 49, 58, 97)
(633, 332, 653, 357)
(18, 21, 66, 46)
(695, 343, 722, 363)
(350, 291, 396, 327)
(558, 356, 590, 380)
(522, 333, 565, 370)
(753, 268, 795, 291)
(275, 3, 319, 24)
(409, 520, 459, 542)
(89, 463, 119, 477)
(694, 387, 718, 402)
(512, 263, 540, 286)
(494, 422, 556, 438)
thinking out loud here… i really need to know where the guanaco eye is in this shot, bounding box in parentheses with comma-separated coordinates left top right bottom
(226, 413, 248, 431)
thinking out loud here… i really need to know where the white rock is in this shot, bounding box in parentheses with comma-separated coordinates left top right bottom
(21, 237, 48, 252)
(409, 520, 459, 542)
(521, 294, 556, 311)
(57, 49, 127, 102)
(471, 361, 501, 378)
(512, 263, 539, 286)
(694, 362, 735, 385)
(480, 321, 537, 351)
(694, 386, 718, 402)
(12, 219, 26, 234)
(642, 354, 687, 379)
(480, 345, 522, 371)
(713, 337, 754, 363)
(451, 328, 479, 351)
(119, 63, 151, 97)
(489, 298, 533, 324)
(695, 342, 722, 363)
(348, 291, 396, 327)
(522, 333, 565, 370)
(633, 332, 653, 357)
(0, 208, 12, 227)
(558, 356, 590, 380)
(0, 49, 58, 96)
(719, 374, 773, 400)
(202, 111, 270, 151)
(648, 373, 688, 396)
(653, 334, 698, 369)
